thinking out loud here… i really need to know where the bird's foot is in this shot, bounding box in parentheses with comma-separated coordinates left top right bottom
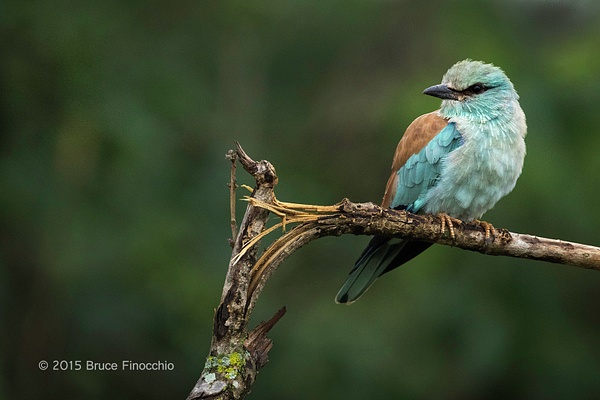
(437, 213, 462, 239)
(472, 219, 495, 240)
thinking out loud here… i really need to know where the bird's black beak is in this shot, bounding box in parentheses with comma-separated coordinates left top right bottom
(423, 84, 460, 100)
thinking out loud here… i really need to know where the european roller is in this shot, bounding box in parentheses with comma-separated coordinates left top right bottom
(336, 60, 527, 304)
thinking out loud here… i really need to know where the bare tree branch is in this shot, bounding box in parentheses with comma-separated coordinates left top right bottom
(187, 143, 600, 400)
(187, 142, 278, 400)
(244, 198, 600, 309)
(225, 149, 238, 245)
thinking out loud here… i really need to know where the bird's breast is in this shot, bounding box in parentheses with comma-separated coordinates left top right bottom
(421, 120, 526, 221)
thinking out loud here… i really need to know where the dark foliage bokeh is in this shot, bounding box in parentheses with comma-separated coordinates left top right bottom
(2, 1, 600, 399)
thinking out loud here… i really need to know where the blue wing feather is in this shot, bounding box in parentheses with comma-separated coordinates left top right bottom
(391, 122, 462, 211)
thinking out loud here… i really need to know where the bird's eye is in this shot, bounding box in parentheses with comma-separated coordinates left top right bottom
(467, 84, 486, 94)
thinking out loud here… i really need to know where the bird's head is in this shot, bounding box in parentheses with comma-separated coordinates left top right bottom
(423, 59, 519, 122)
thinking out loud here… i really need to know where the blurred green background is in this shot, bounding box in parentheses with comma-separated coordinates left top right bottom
(2, 0, 600, 399)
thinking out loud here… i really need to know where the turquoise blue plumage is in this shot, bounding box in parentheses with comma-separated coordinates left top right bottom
(393, 123, 463, 212)
(336, 60, 527, 304)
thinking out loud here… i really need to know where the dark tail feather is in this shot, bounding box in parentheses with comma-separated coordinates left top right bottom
(335, 236, 432, 304)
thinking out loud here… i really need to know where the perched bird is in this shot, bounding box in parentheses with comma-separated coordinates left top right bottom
(336, 59, 527, 304)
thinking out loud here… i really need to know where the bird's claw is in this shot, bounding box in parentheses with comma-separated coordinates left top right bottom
(437, 213, 462, 239)
(473, 219, 495, 240)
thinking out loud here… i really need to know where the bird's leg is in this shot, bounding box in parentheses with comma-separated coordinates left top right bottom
(471, 219, 495, 240)
(437, 212, 462, 239)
